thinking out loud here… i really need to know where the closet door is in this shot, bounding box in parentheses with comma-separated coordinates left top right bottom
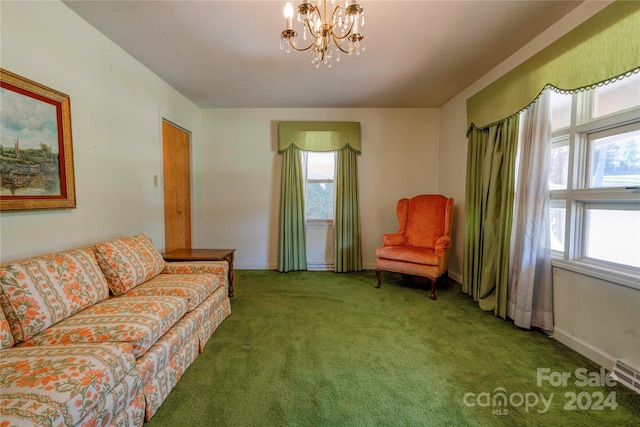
(162, 120, 191, 252)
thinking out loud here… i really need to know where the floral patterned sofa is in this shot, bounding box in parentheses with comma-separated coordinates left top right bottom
(0, 234, 231, 426)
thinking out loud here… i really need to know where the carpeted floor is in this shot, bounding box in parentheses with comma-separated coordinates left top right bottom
(147, 270, 640, 426)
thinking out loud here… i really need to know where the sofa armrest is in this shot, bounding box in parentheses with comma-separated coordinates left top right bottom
(434, 236, 452, 250)
(382, 233, 405, 246)
(162, 261, 228, 276)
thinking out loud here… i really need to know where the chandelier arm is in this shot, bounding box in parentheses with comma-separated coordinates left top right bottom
(286, 37, 315, 52)
(332, 33, 354, 54)
(330, 5, 354, 40)
(331, 4, 342, 27)
(303, 18, 317, 38)
(301, 4, 320, 34)
(332, 22, 354, 42)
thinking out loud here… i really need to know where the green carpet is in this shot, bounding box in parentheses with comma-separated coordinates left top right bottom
(147, 270, 640, 426)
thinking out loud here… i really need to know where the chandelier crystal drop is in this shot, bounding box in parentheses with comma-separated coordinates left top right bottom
(280, 0, 365, 68)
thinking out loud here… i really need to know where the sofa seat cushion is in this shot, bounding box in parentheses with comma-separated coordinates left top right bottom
(0, 248, 110, 342)
(0, 342, 136, 427)
(122, 273, 223, 311)
(76, 370, 145, 427)
(20, 296, 187, 358)
(93, 234, 166, 296)
(136, 316, 200, 421)
(182, 286, 231, 352)
(143, 336, 199, 421)
(103, 392, 146, 427)
(135, 315, 198, 388)
(191, 294, 231, 352)
(375, 245, 439, 266)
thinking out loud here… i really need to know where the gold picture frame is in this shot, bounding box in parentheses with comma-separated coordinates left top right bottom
(0, 69, 76, 212)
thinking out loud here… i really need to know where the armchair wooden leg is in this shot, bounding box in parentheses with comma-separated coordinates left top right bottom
(430, 279, 437, 300)
(375, 269, 382, 288)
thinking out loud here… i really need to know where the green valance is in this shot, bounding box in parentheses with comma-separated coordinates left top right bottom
(467, 1, 640, 132)
(278, 121, 361, 154)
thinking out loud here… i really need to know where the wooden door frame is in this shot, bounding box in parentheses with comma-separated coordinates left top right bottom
(159, 115, 194, 253)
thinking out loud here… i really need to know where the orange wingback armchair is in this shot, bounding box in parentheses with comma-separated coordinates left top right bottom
(375, 194, 454, 300)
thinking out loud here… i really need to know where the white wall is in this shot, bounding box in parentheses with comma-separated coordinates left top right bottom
(439, 1, 640, 370)
(306, 224, 334, 268)
(197, 108, 439, 269)
(0, 1, 202, 262)
(553, 268, 640, 369)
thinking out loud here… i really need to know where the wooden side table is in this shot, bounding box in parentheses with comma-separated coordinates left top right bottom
(163, 248, 236, 297)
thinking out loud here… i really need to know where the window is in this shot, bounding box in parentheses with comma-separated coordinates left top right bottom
(549, 74, 640, 283)
(304, 151, 335, 222)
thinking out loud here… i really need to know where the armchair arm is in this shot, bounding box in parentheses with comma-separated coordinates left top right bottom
(382, 233, 405, 246)
(434, 236, 452, 250)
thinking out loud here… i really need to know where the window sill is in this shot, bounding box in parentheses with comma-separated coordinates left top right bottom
(306, 220, 333, 226)
(551, 257, 640, 291)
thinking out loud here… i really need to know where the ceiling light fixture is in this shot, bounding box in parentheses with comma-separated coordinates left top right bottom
(280, 0, 365, 68)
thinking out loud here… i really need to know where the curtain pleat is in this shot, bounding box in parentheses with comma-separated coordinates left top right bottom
(463, 116, 519, 318)
(334, 146, 362, 272)
(278, 145, 307, 272)
(508, 90, 554, 330)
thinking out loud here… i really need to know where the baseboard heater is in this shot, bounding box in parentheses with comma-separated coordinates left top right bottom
(307, 262, 334, 271)
(611, 359, 640, 394)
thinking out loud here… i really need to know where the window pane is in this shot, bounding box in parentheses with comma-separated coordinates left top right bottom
(305, 182, 334, 220)
(550, 143, 570, 189)
(307, 152, 335, 180)
(593, 73, 640, 118)
(588, 127, 640, 188)
(584, 208, 640, 268)
(550, 206, 566, 252)
(550, 90, 572, 130)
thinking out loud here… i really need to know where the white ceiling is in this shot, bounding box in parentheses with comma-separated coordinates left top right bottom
(62, 0, 583, 109)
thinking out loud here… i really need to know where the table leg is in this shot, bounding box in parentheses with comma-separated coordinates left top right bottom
(227, 253, 234, 297)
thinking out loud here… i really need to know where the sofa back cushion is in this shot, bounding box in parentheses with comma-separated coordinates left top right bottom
(0, 308, 14, 349)
(93, 234, 165, 296)
(0, 248, 110, 342)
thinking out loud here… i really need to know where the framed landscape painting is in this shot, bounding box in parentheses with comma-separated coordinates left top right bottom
(0, 69, 76, 212)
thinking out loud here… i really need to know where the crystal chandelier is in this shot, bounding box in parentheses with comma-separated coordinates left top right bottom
(280, 0, 365, 68)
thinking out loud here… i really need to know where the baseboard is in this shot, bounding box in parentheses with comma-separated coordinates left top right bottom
(553, 327, 616, 371)
(233, 265, 463, 284)
(449, 271, 462, 284)
(235, 264, 276, 270)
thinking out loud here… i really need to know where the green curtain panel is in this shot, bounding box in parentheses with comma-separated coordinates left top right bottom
(467, 1, 640, 131)
(278, 145, 307, 272)
(463, 116, 519, 318)
(278, 122, 361, 153)
(334, 146, 362, 272)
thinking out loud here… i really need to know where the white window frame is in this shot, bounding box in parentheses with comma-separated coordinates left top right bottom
(549, 88, 640, 290)
(304, 151, 335, 225)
